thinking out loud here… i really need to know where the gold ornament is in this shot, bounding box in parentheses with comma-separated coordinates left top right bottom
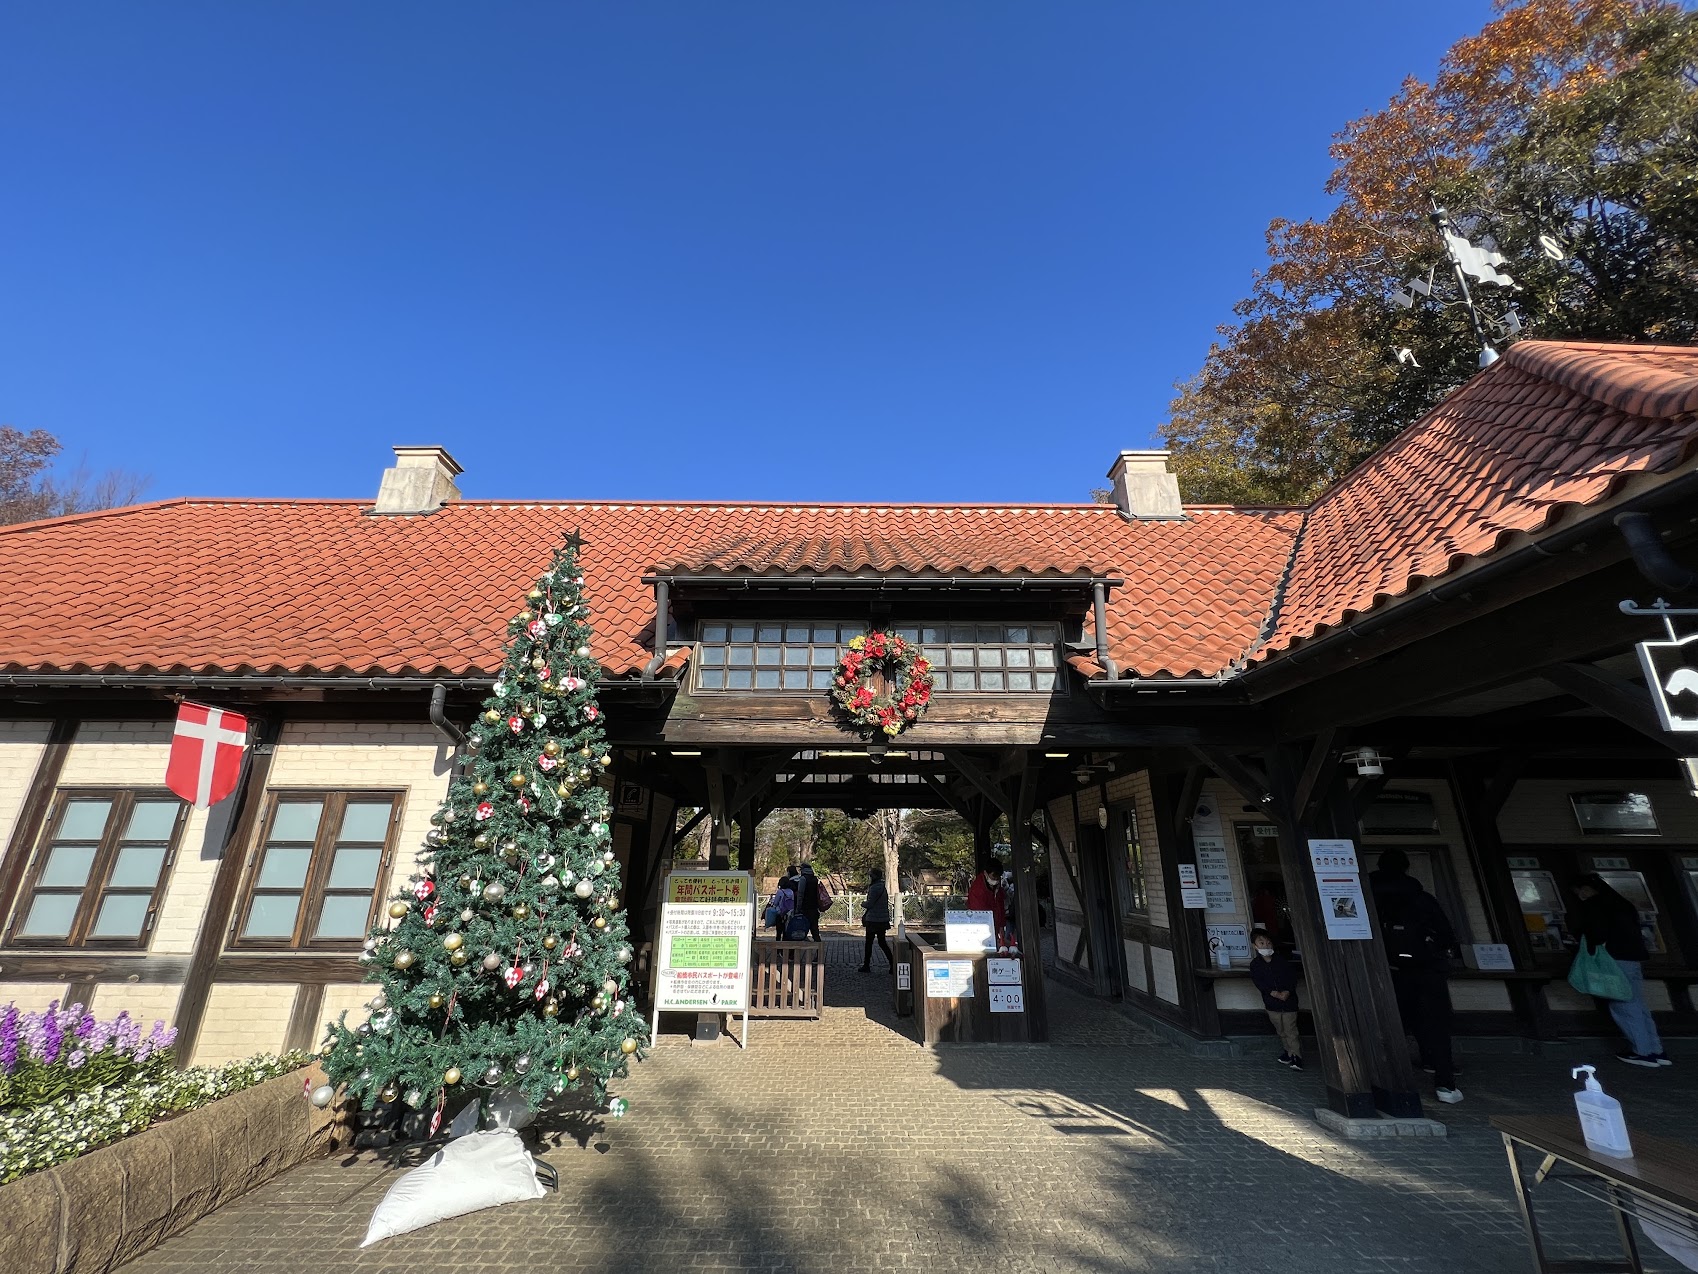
(482, 710, 501, 726)
(608, 896, 621, 911)
(473, 832, 491, 849)
(580, 746, 592, 757)
(603, 978, 619, 995)
(444, 1066, 462, 1085)
(620, 1038, 638, 1055)
(543, 739, 561, 757)
(511, 903, 530, 921)
(509, 771, 527, 789)
(393, 950, 415, 970)
(543, 933, 558, 950)
(501, 840, 519, 860)
(381, 1083, 399, 1102)
(542, 998, 559, 1018)
(388, 901, 410, 919)
(527, 587, 544, 602)
(519, 608, 534, 622)
(472, 780, 490, 796)
(531, 654, 547, 671)
(429, 992, 445, 1009)
(567, 1064, 580, 1080)
(443, 932, 464, 951)
(450, 950, 467, 966)
(593, 916, 607, 930)
(458, 874, 473, 889)
(319, 1041, 334, 1057)
(556, 782, 572, 798)
(599, 755, 612, 767)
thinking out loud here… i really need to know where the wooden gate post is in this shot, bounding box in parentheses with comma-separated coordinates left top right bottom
(1009, 753, 1049, 1041)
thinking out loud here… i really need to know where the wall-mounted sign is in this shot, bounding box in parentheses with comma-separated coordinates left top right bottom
(1591, 856, 1631, 870)
(944, 910, 996, 953)
(1195, 845, 1236, 913)
(897, 962, 911, 990)
(1177, 864, 1199, 888)
(1571, 792, 1660, 837)
(1316, 874, 1372, 940)
(1506, 856, 1542, 870)
(1252, 824, 1280, 839)
(1636, 635, 1698, 732)
(1463, 943, 1516, 971)
(987, 957, 1023, 986)
(1308, 839, 1359, 873)
(926, 959, 975, 998)
(1205, 923, 1250, 964)
(1180, 887, 1209, 910)
(988, 985, 1025, 1014)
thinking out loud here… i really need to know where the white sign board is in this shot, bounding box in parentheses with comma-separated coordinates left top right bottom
(988, 985, 1025, 1014)
(1195, 843, 1236, 913)
(1180, 887, 1209, 910)
(987, 957, 1023, 986)
(1177, 864, 1199, 888)
(896, 962, 911, 990)
(944, 909, 996, 953)
(1316, 874, 1372, 940)
(1463, 943, 1516, 971)
(1308, 839, 1359, 873)
(652, 871, 755, 1013)
(1206, 923, 1250, 964)
(926, 958, 975, 998)
(1191, 796, 1223, 839)
(1636, 635, 1698, 732)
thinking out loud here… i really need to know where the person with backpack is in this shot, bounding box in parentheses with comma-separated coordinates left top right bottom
(792, 862, 827, 942)
(1571, 873, 1669, 1068)
(764, 871, 796, 937)
(859, 866, 894, 972)
(1368, 849, 1462, 1104)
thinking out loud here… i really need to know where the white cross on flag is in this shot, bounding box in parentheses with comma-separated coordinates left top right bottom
(166, 703, 250, 809)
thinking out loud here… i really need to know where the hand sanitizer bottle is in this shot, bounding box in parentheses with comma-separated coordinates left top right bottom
(1571, 1065, 1634, 1159)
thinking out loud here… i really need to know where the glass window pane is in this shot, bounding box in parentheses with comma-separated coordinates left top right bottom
(1036, 672, 1057, 691)
(40, 844, 97, 887)
(978, 648, 1003, 667)
(269, 801, 324, 843)
(949, 648, 974, 667)
(700, 624, 727, 643)
(923, 647, 946, 665)
(123, 800, 180, 842)
(700, 646, 725, 667)
(893, 626, 920, 642)
(755, 669, 781, 689)
(314, 894, 372, 939)
(729, 625, 755, 643)
(978, 624, 1002, 643)
(981, 672, 1005, 690)
(58, 800, 113, 841)
(337, 802, 392, 843)
(781, 670, 809, 689)
(1008, 672, 1033, 691)
(921, 627, 944, 644)
(700, 668, 724, 689)
(810, 670, 832, 689)
(756, 624, 782, 643)
(728, 647, 754, 667)
(1034, 648, 1056, 669)
(783, 647, 808, 666)
(256, 844, 312, 889)
(327, 846, 382, 890)
(949, 625, 974, 643)
(726, 669, 753, 689)
(755, 645, 780, 666)
(107, 844, 166, 888)
(1006, 649, 1032, 668)
(785, 625, 810, 644)
(243, 894, 301, 938)
(91, 894, 150, 938)
(19, 893, 79, 937)
(812, 626, 838, 644)
(811, 648, 836, 666)
(949, 671, 975, 690)
(1006, 626, 1029, 644)
(1031, 624, 1057, 643)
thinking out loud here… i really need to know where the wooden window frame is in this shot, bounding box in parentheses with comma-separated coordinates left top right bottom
(4, 788, 189, 950)
(231, 790, 403, 951)
(1116, 804, 1149, 917)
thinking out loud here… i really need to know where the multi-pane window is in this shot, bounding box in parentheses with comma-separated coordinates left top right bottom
(9, 791, 187, 947)
(1121, 807, 1148, 914)
(236, 793, 400, 947)
(695, 621, 1060, 692)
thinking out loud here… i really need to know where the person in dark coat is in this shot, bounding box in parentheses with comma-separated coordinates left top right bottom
(797, 863, 824, 942)
(859, 867, 893, 972)
(1369, 849, 1463, 1104)
(1571, 873, 1667, 1067)
(1249, 929, 1303, 1069)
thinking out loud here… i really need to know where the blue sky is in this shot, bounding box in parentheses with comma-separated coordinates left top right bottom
(0, 3, 1492, 505)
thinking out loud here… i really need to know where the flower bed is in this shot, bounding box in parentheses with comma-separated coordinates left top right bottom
(1, 999, 176, 1113)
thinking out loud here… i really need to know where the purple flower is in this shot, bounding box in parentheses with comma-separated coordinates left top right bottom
(0, 1004, 19, 1075)
(66, 1048, 86, 1070)
(39, 1000, 64, 1065)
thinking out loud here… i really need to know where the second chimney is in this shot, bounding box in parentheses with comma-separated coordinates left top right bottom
(1106, 450, 1184, 520)
(374, 446, 463, 515)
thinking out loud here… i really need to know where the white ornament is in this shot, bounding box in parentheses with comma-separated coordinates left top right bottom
(574, 878, 595, 899)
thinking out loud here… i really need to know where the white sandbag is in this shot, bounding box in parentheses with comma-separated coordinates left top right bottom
(361, 1129, 546, 1246)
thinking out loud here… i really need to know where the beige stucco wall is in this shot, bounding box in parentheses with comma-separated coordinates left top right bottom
(191, 982, 297, 1066)
(0, 980, 68, 1012)
(91, 981, 183, 1030)
(0, 720, 52, 853)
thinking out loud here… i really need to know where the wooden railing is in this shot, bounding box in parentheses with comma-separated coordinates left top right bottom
(749, 939, 825, 1018)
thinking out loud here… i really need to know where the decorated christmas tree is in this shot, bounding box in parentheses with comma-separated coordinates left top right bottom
(317, 535, 646, 1131)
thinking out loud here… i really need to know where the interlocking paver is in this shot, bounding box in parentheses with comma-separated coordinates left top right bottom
(117, 936, 1696, 1274)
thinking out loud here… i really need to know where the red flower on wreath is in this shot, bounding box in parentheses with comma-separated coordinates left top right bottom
(829, 630, 936, 739)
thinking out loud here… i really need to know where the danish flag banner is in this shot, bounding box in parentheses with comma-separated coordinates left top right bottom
(166, 703, 250, 810)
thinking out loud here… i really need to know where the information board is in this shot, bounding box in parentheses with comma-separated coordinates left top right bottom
(987, 956, 1023, 986)
(944, 909, 996, 953)
(652, 871, 755, 1031)
(926, 958, 975, 998)
(989, 985, 1025, 1014)
(1195, 844, 1236, 913)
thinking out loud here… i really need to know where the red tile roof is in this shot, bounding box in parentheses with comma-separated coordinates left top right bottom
(0, 499, 1299, 681)
(1252, 341, 1698, 663)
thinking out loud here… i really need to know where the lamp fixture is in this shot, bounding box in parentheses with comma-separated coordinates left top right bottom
(1096, 806, 1109, 830)
(1044, 752, 1070, 759)
(672, 750, 702, 757)
(1341, 747, 1385, 778)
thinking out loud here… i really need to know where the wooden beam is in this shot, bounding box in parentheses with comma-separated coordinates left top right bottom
(942, 750, 1014, 815)
(1007, 753, 1048, 1040)
(1538, 662, 1682, 751)
(702, 754, 732, 870)
(1149, 765, 1219, 1036)
(0, 718, 76, 936)
(171, 717, 280, 1066)
(920, 774, 979, 825)
(283, 984, 326, 1052)
(727, 750, 800, 817)
(1291, 727, 1339, 827)
(1188, 746, 1270, 811)
(736, 812, 758, 873)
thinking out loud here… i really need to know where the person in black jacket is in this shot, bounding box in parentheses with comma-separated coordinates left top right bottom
(1248, 929, 1303, 1069)
(1369, 850, 1463, 1104)
(1571, 873, 1668, 1067)
(859, 867, 893, 972)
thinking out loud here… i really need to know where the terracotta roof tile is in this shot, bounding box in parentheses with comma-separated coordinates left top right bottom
(1253, 341, 1698, 663)
(0, 499, 1299, 681)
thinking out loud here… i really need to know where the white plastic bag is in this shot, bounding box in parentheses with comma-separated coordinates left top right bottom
(361, 1129, 546, 1246)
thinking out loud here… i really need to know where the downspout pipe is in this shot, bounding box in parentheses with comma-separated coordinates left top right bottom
(641, 579, 671, 680)
(428, 682, 466, 749)
(1616, 512, 1698, 597)
(1091, 581, 1120, 681)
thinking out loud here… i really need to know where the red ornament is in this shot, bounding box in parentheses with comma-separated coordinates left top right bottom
(517, 795, 531, 812)
(585, 705, 599, 720)
(504, 964, 523, 989)
(413, 879, 435, 900)
(538, 754, 557, 771)
(423, 904, 438, 926)
(475, 802, 494, 821)
(507, 715, 525, 734)
(528, 619, 546, 638)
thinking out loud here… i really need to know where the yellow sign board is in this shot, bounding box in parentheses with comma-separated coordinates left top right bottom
(666, 873, 750, 906)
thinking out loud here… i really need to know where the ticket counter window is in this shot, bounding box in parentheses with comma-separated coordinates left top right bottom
(1593, 869, 1666, 957)
(1234, 823, 1288, 946)
(1512, 869, 1569, 953)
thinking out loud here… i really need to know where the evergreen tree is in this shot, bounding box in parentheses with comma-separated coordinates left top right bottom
(319, 536, 646, 1128)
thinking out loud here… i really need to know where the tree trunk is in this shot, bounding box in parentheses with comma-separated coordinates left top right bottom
(879, 808, 904, 929)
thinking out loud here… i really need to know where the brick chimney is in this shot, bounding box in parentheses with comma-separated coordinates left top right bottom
(1106, 450, 1184, 520)
(373, 446, 463, 515)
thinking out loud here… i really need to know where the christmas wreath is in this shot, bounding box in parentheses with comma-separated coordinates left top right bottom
(831, 630, 935, 737)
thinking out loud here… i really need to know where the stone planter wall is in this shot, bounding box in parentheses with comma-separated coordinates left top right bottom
(2, 1065, 349, 1274)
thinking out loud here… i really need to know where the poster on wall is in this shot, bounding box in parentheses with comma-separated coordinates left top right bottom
(926, 959, 975, 998)
(651, 870, 755, 1045)
(988, 985, 1025, 1014)
(1205, 924, 1251, 964)
(944, 910, 996, 953)
(1316, 874, 1372, 940)
(1195, 844, 1236, 913)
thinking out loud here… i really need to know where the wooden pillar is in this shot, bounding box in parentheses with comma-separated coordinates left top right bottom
(172, 717, 280, 1067)
(703, 755, 732, 871)
(1008, 754, 1049, 1041)
(1264, 743, 1419, 1118)
(1149, 765, 1219, 1036)
(736, 812, 758, 874)
(972, 800, 995, 873)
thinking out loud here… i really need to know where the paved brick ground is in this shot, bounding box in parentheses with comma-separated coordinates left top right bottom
(120, 934, 1697, 1274)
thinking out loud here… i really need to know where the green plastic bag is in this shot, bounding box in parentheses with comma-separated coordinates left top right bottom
(1568, 940, 1633, 1002)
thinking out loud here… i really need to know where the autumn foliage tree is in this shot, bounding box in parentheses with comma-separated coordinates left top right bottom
(1163, 0, 1698, 504)
(0, 426, 150, 525)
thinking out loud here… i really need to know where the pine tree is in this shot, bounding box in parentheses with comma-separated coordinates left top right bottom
(318, 535, 646, 1128)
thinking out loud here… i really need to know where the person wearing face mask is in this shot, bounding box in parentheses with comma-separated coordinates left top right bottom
(1248, 929, 1303, 1069)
